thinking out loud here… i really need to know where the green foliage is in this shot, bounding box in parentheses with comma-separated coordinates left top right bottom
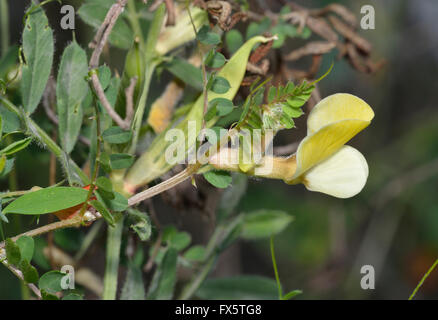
(184, 245, 206, 262)
(16, 236, 34, 262)
(98, 191, 128, 212)
(102, 126, 132, 144)
(0, 137, 32, 156)
(110, 153, 134, 169)
(97, 65, 111, 90)
(3, 187, 89, 215)
(5, 238, 20, 265)
(211, 76, 231, 94)
(205, 50, 226, 68)
(121, 262, 146, 300)
(203, 170, 232, 189)
(98, 151, 112, 173)
(56, 41, 89, 153)
(19, 260, 38, 284)
(206, 98, 234, 121)
(96, 176, 114, 200)
(197, 276, 279, 300)
(0, 0, 360, 302)
(197, 26, 221, 45)
(162, 226, 192, 251)
(89, 199, 115, 227)
(128, 209, 151, 242)
(62, 293, 84, 300)
(148, 248, 178, 300)
(282, 290, 302, 300)
(41, 289, 59, 300)
(225, 30, 244, 54)
(20, 4, 54, 114)
(38, 270, 65, 294)
(163, 56, 203, 91)
(238, 80, 314, 132)
(241, 210, 294, 240)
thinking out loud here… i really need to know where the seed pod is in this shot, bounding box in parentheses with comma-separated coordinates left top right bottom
(125, 36, 275, 191)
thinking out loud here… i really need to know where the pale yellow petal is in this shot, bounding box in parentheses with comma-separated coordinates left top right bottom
(290, 119, 371, 181)
(301, 146, 369, 198)
(307, 93, 374, 135)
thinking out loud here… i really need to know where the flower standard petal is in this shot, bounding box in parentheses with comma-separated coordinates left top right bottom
(300, 146, 369, 198)
(307, 93, 374, 135)
(289, 118, 372, 182)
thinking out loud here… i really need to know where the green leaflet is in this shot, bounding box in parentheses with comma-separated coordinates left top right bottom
(148, 248, 178, 300)
(241, 210, 294, 240)
(16, 236, 34, 262)
(203, 170, 232, 189)
(0, 137, 32, 156)
(3, 187, 89, 215)
(125, 36, 273, 189)
(21, 4, 54, 114)
(56, 41, 89, 153)
(120, 263, 146, 300)
(39, 271, 65, 294)
(89, 200, 115, 227)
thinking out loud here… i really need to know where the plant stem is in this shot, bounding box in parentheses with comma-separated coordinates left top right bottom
(0, 215, 92, 249)
(102, 213, 124, 300)
(409, 258, 438, 300)
(128, 164, 199, 206)
(128, 3, 165, 154)
(78, 90, 102, 216)
(0, 258, 41, 299)
(126, 0, 144, 46)
(0, 0, 9, 57)
(270, 236, 283, 300)
(129, 62, 156, 154)
(0, 96, 89, 184)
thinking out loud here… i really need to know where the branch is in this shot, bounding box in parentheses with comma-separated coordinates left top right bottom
(0, 258, 42, 299)
(88, 0, 133, 130)
(0, 215, 98, 249)
(90, 73, 130, 129)
(89, 0, 128, 69)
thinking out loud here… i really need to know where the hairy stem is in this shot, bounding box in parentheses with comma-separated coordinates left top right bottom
(0, 96, 89, 184)
(0, 215, 94, 249)
(0, 258, 41, 299)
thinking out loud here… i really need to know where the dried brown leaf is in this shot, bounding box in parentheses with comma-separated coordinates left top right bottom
(328, 15, 372, 54)
(284, 41, 336, 61)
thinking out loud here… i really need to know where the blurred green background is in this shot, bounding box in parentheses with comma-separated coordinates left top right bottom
(1, 0, 438, 299)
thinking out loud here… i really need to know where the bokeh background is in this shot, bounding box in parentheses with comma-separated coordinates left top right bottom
(1, 0, 438, 299)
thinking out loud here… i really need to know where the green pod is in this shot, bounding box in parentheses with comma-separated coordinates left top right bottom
(125, 36, 273, 191)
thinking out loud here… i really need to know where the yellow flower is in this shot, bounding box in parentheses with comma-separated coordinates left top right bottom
(285, 93, 373, 198)
(211, 93, 374, 198)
